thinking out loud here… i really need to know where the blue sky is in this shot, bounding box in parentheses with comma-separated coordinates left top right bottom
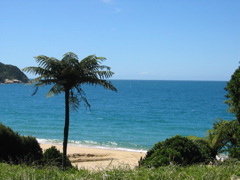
(1, 0, 239, 81)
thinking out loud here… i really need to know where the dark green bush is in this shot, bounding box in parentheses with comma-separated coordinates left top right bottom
(228, 126, 240, 160)
(229, 146, 240, 160)
(20, 136, 43, 162)
(0, 123, 43, 164)
(190, 138, 213, 160)
(43, 146, 72, 168)
(139, 135, 212, 168)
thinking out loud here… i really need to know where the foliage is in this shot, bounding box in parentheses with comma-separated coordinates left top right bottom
(188, 119, 240, 160)
(206, 119, 240, 157)
(139, 135, 211, 168)
(43, 146, 72, 168)
(23, 52, 117, 169)
(229, 147, 240, 160)
(225, 66, 240, 122)
(0, 162, 240, 180)
(0, 123, 43, 164)
(221, 65, 240, 159)
(229, 126, 240, 159)
(0, 62, 28, 83)
(22, 52, 117, 100)
(188, 137, 214, 160)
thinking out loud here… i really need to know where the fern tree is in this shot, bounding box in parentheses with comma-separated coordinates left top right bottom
(23, 52, 117, 169)
(206, 119, 239, 157)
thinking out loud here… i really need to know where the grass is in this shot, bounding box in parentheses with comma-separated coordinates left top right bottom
(0, 163, 240, 180)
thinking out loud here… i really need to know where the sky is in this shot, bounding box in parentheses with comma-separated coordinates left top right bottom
(1, 0, 239, 81)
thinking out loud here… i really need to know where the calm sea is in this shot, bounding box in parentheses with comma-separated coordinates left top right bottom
(0, 80, 234, 152)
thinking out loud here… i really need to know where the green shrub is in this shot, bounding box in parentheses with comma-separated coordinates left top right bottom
(43, 146, 72, 168)
(229, 126, 240, 160)
(190, 138, 214, 160)
(139, 135, 212, 168)
(0, 123, 21, 162)
(0, 123, 43, 164)
(20, 136, 43, 163)
(229, 146, 240, 160)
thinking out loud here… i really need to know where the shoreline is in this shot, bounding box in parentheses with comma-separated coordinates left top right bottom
(38, 139, 148, 153)
(40, 143, 146, 171)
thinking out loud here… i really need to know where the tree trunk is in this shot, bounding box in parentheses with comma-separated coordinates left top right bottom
(62, 88, 70, 169)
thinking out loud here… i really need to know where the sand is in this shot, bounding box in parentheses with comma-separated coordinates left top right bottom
(40, 144, 146, 171)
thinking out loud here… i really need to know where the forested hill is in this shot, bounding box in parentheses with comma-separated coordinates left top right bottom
(0, 62, 29, 83)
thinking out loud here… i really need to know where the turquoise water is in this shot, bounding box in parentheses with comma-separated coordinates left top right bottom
(0, 80, 234, 152)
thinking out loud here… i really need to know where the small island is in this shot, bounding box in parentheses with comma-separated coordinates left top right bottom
(0, 62, 29, 84)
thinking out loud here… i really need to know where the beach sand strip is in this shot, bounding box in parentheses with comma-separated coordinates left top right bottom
(40, 143, 146, 171)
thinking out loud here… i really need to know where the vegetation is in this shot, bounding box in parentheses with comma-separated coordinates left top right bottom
(139, 118, 240, 168)
(43, 146, 72, 168)
(0, 123, 42, 164)
(206, 119, 239, 156)
(0, 62, 28, 83)
(0, 162, 239, 180)
(224, 65, 240, 158)
(23, 52, 117, 169)
(136, 116, 240, 177)
(0, 123, 73, 169)
(229, 125, 240, 160)
(188, 119, 240, 160)
(225, 66, 240, 123)
(230, 145, 240, 160)
(139, 135, 212, 168)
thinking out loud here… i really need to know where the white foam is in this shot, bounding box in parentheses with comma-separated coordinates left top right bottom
(37, 138, 147, 153)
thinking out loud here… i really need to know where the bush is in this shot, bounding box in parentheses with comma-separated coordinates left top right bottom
(0, 123, 43, 164)
(139, 135, 212, 168)
(43, 146, 72, 168)
(190, 138, 214, 160)
(229, 147, 240, 160)
(228, 126, 240, 160)
(20, 136, 43, 163)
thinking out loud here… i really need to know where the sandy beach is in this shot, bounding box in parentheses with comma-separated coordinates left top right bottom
(40, 144, 146, 171)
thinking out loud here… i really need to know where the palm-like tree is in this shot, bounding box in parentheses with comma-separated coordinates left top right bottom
(23, 52, 117, 168)
(206, 119, 239, 157)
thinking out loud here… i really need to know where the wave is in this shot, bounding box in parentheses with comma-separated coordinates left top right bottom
(37, 138, 148, 153)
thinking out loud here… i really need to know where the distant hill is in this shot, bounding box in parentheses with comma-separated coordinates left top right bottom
(0, 62, 29, 83)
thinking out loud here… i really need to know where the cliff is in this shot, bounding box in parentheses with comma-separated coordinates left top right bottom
(0, 62, 29, 83)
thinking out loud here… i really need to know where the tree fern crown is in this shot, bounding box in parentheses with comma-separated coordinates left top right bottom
(23, 52, 117, 108)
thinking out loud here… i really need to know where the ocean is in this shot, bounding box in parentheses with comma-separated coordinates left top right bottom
(0, 80, 234, 152)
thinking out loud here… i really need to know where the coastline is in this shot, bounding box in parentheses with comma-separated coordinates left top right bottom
(40, 143, 146, 171)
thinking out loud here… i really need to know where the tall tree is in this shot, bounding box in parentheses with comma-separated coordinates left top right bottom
(225, 66, 240, 123)
(23, 52, 117, 168)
